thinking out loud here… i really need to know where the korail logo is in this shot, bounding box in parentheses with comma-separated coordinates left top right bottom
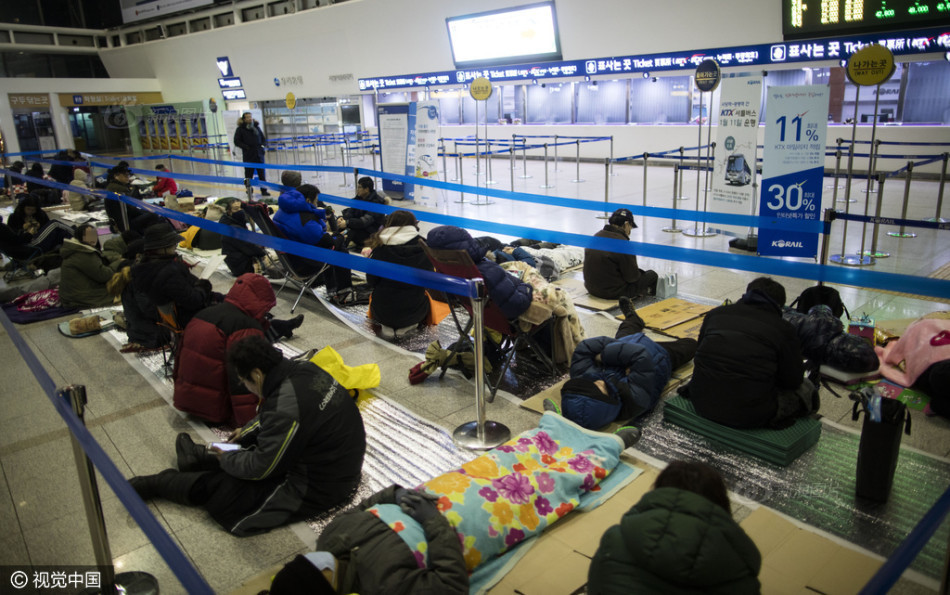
(772, 239, 804, 248)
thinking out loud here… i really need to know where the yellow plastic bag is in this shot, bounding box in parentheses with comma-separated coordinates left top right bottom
(178, 225, 200, 249)
(310, 345, 380, 390)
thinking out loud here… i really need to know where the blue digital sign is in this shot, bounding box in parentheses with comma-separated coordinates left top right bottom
(358, 26, 949, 90)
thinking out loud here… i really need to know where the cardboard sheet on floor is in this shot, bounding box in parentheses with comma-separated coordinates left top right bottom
(662, 316, 705, 340)
(740, 507, 883, 595)
(627, 298, 714, 331)
(553, 278, 617, 311)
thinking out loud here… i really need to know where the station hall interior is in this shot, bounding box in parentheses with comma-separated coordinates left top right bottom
(2, 0, 950, 593)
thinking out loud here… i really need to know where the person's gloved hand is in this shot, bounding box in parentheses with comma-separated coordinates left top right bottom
(397, 489, 440, 524)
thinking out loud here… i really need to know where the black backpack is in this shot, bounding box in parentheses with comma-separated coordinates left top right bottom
(791, 285, 849, 319)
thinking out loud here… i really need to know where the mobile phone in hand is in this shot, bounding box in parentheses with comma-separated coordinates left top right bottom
(210, 442, 240, 452)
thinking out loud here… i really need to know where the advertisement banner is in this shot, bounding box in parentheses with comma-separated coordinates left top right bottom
(377, 104, 409, 196)
(710, 74, 762, 236)
(758, 85, 830, 257)
(406, 101, 441, 206)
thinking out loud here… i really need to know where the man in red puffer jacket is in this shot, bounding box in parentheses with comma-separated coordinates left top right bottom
(173, 273, 295, 426)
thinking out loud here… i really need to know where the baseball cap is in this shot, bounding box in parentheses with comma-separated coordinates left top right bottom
(611, 208, 637, 228)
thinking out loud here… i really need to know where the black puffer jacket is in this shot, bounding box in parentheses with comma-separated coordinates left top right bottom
(313, 485, 468, 595)
(219, 210, 265, 276)
(583, 224, 642, 299)
(367, 228, 431, 329)
(341, 190, 387, 244)
(783, 305, 879, 372)
(131, 255, 211, 329)
(687, 290, 805, 428)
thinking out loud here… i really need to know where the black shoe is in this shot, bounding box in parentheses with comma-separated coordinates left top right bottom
(260, 188, 271, 197)
(615, 426, 643, 449)
(130, 468, 202, 504)
(270, 314, 304, 339)
(130, 468, 177, 501)
(619, 297, 644, 328)
(176, 433, 218, 472)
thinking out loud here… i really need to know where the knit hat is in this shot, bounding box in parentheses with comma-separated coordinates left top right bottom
(269, 554, 336, 595)
(143, 223, 183, 251)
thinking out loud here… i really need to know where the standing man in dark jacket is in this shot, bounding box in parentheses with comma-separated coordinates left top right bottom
(131, 335, 366, 536)
(583, 208, 657, 300)
(233, 112, 270, 196)
(337, 176, 387, 248)
(685, 277, 816, 429)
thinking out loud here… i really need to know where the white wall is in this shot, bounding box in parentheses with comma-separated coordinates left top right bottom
(97, 0, 782, 103)
(1, 78, 162, 155)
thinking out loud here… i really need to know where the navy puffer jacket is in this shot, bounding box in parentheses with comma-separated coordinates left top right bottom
(426, 225, 532, 320)
(570, 333, 672, 420)
(273, 188, 327, 246)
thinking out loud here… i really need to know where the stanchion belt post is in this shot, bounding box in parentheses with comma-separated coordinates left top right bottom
(832, 150, 842, 203)
(553, 134, 559, 171)
(64, 385, 119, 594)
(663, 163, 683, 233)
(677, 148, 687, 200)
(642, 152, 649, 206)
(866, 173, 887, 257)
(486, 140, 495, 184)
(935, 153, 949, 221)
(540, 143, 553, 189)
(609, 135, 615, 176)
(510, 136, 516, 191)
(604, 158, 610, 211)
(440, 139, 447, 184)
(188, 145, 196, 176)
(452, 141, 460, 182)
(819, 208, 836, 268)
(572, 139, 584, 183)
(896, 161, 914, 237)
(521, 139, 531, 179)
(840, 143, 857, 257)
(245, 177, 253, 202)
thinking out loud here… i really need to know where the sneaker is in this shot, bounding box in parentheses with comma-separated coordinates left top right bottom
(614, 425, 643, 449)
(542, 398, 561, 415)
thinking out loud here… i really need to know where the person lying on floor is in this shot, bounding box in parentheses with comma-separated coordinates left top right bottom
(875, 317, 950, 417)
(587, 460, 761, 594)
(172, 273, 303, 426)
(131, 335, 366, 537)
(265, 412, 642, 594)
(549, 297, 697, 430)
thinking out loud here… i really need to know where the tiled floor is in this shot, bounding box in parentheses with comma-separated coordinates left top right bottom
(1, 152, 948, 593)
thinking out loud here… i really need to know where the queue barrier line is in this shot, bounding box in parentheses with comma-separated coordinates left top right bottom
(11, 168, 950, 301)
(860, 484, 950, 594)
(0, 306, 214, 594)
(844, 140, 950, 147)
(833, 211, 950, 230)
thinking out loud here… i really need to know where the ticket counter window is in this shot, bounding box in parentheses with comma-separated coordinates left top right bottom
(13, 111, 56, 152)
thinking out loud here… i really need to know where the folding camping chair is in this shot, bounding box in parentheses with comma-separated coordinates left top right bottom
(423, 244, 558, 403)
(156, 302, 184, 378)
(244, 202, 330, 314)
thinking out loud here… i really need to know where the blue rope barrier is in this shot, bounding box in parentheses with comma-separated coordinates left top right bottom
(833, 211, 950, 231)
(0, 311, 214, 595)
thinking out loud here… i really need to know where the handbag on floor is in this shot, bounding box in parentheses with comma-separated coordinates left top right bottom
(851, 387, 911, 502)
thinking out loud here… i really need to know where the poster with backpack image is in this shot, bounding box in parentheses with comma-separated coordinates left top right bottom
(758, 85, 829, 258)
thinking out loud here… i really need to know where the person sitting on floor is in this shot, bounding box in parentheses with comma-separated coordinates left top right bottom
(119, 223, 213, 353)
(218, 197, 267, 277)
(105, 164, 163, 234)
(550, 297, 697, 430)
(6, 195, 74, 254)
(151, 164, 178, 197)
(587, 460, 761, 594)
(65, 169, 103, 212)
(365, 210, 442, 339)
(173, 273, 303, 426)
(272, 173, 353, 295)
(682, 277, 818, 429)
(58, 223, 121, 309)
(266, 411, 642, 594)
(337, 176, 387, 248)
(131, 334, 366, 537)
(583, 208, 657, 300)
(426, 225, 533, 320)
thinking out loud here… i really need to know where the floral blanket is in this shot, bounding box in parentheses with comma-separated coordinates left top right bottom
(419, 413, 625, 571)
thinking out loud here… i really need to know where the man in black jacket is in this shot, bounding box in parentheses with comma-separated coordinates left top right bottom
(130, 335, 366, 536)
(233, 112, 270, 196)
(684, 277, 817, 429)
(583, 208, 657, 300)
(337, 176, 387, 248)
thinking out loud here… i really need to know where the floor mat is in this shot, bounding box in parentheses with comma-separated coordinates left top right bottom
(553, 278, 616, 311)
(632, 401, 950, 580)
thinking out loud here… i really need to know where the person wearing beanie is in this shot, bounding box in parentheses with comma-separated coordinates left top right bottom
(58, 223, 119, 309)
(65, 169, 102, 212)
(683, 277, 816, 429)
(583, 207, 658, 300)
(550, 297, 697, 431)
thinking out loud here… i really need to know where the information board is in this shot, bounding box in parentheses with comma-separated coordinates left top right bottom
(783, 0, 950, 39)
(377, 104, 409, 195)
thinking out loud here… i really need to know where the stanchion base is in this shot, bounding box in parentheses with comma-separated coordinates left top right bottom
(453, 420, 511, 450)
(570, 179, 586, 183)
(485, 179, 498, 185)
(472, 199, 495, 206)
(539, 184, 555, 189)
(835, 198, 858, 203)
(830, 254, 875, 266)
(886, 232, 917, 238)
(661, 227, 684, 233)
(80, 572, 159, 595)
(519, 174, 534, 179)
(596, 214, 609, 220)
(682, 227, 718, 238)
(449, 178, 460, 182)
(862, 187, 877, 194)
(676, 196, 690, 201)
(825, 184, 845, 189)
(862, 250, 891, 258)
(454, 199, 467, 204)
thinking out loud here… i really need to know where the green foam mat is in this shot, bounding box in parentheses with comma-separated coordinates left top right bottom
(663, 395, 822, 466)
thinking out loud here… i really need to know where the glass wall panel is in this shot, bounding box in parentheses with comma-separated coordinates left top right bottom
(526, 83, 572, 124)
(576, 80, 628, 124)
(902, 61, 950, 124)
(631, 76, 690, 124)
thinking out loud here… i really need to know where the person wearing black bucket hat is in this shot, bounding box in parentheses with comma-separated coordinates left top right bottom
(119, 223, 214, 352)
(583, 207, 658, 301)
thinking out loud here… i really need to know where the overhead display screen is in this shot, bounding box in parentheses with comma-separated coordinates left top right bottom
(446, 2, 562, 68)
(784, 0, 950, 39)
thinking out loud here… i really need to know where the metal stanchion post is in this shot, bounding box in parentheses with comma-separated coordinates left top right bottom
(677, 147, 689, 200)
(520, 140, 532, 179)
(64, 385, 159, 595)
(453, 281, 511, 450)
(832, 149, 846, 203)
(456, 154, 466, 204)
(864, 138, 882, 194)
(339, 146, 348, 187)
(609, 135, 617, 176)
(188, 145, 196, 176)
(245, 178, 253, 202)
(927, 153, 949, 223)
(888, 161, 918, 238)
(603, 158, 610, 215)
(641, 152, 649, 206)
(540, 143, 554, 189)
(510, 138, 515, 191)
(830, 107, 873, 265)
(683, 138, 718, 237)
(553, 134, 559, 171)
(485, 140, 497, 185)
(450, 142, 460, 182)
(571, 139, 585, 183)
(440, 138, 447, 182)
(819, 208, 836, 267)
(663, 163, 684, 233)
(863, 173, 890, 258)
(827, 138, 845, 190)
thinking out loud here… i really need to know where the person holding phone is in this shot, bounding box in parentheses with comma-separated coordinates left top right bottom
(129, 335, 366, 537)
